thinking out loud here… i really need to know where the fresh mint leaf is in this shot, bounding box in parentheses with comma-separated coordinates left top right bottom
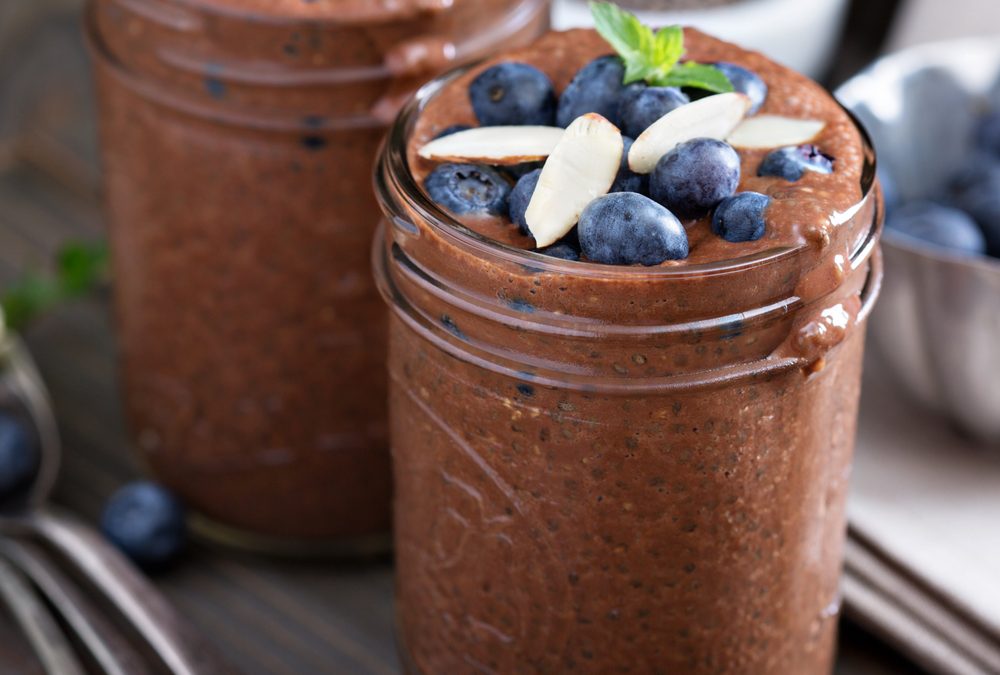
(1, 241, 109, 331)
(589, 2, 733, 93)
(655, 61, 734, 93)
(652, 25, 684, 72)
(590, 1, 656, 84)
(589, 2, 651, 59)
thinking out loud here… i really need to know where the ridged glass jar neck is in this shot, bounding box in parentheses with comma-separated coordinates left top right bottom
(85, 0, 550, 126)
(374, 70, 883, 390)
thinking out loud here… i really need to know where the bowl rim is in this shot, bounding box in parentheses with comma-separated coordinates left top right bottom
(882, 229, 1000, 274)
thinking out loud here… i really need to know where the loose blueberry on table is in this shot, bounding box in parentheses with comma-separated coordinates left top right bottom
(101, 481, 187, 572)
(418, 2, 839, 266)
(0, 411, 39, 504)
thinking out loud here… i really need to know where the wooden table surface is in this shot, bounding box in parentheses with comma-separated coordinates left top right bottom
(0, 1, 923, 672)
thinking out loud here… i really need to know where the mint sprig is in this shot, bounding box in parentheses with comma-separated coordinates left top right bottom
(590, 2, 733, 93)
(1, 241, 109, 331)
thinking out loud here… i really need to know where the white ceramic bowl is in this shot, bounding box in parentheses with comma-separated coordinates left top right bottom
(837, 38, 1000, 443)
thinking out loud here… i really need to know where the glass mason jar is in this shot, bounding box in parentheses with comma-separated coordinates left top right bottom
(85, 0, 550, 553)
(375, 74, 883, 672)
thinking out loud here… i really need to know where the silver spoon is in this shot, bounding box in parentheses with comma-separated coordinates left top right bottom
(0, 555, 85, 675)
(0, 537, 153, 675)
(0, 333, 234, 674)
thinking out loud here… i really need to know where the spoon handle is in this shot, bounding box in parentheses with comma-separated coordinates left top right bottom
(0, 554, 86, 675)
(0, 538, 155, 675)
(1, 337, 61, 511)
(31, 508, 237, 675)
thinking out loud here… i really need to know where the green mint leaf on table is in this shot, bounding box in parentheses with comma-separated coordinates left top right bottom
(589, 1, 734, 93)
(1, 241, 109, 332)
(1, 275, 62, 332)
(57, 242, 110, 295)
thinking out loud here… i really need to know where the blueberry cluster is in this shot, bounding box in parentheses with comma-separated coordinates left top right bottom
(884, 108, 1000, 257)
(426, 56, 828, 266)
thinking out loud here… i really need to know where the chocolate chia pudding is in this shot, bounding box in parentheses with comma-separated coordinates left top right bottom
(375, 19, 882, 674)
(86, 0, 550, 549)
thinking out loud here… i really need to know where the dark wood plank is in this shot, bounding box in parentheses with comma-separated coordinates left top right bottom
(0, 611, 47, 675)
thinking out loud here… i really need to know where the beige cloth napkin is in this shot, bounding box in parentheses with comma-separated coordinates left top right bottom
(844, 355, 1000, 674)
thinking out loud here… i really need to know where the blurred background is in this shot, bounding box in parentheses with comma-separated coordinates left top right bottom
(1, 0, 999, 673)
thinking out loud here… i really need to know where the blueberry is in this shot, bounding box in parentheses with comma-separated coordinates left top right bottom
(611, 137, 648, 195)
(504, 161, 544, 181)
(540, 229, 582, 261)
(578, 192, 688, 265)
(758, 145, 834, 182)
(946, 154, 1000, 255)
(0, 413, 39, 501)
(714, 62, 768, 114)
(434, 124, 472, 139)
(651, 138, 740, 219)
(508, 168, 541, 234)
(886, 201, 986, 254)
(469, 63, 556, 126)
(947, 152, 1000, 203)
(712, 192, 771, 243)
(101, 481, 186, 571)
(975, 109, 1000, 157)
(618, 84, 690, 138)
(425, 163, 511, 216)
(557, 55, 627, 128)
(540, 241, 581, 261)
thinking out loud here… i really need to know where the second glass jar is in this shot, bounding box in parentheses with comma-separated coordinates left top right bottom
(86, 0, 551, 552)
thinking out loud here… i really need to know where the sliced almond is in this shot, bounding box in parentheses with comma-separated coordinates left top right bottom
(418, 126, 565, 165)
(628, 92, 751, 174)
(726, 115, 826, 149)
(525, 114, 623, 248)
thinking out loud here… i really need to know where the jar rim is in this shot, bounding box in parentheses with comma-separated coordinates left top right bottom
(87, 0, 551, 130)
(89, 0, 550, 85)
(167, 0, 487, 25)
(376, 65, 880, 280)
